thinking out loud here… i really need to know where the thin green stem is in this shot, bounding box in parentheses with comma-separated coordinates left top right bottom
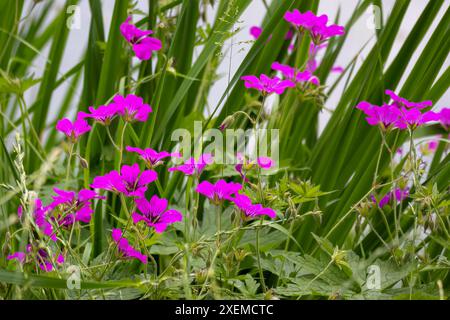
(255, 218, 266, 293)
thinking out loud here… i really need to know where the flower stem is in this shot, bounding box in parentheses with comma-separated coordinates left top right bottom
(255, 218, 266, 293)
(117, 122, 128, 171)
(65, 143, 75, 186)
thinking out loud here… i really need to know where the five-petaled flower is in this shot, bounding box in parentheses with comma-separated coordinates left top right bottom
(132, 195, 182, 233)
(111, 94, 153, 123)
(48, 188, 105, 226)
(241, 74, 295, 95)
(79, 104, 119, 126)
(284, 10, 345, 44)
(120, 16, 162, 61)
(196, 179, 242, 205)
(126, 146, 179, 168)
(56, 113, 91, 143)
(112, 229, 147, 264)
(272, 62, 319, 86)
(231, 194, 277, 219)
(91, 163, 158, 197)
(168, 153, 213, 176)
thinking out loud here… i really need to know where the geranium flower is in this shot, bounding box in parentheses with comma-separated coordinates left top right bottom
(385, 90, 432, 109)
(79, 104, 119, 126)
(91, 163, 158, 197)
(111, 94, 152, 123)
(271, 62, 319, 86)
(241, 74, 295, 95)
(168, 153, 213, 176)
(32, 199, 57, 241)
(356, 102, 401, 130)
(196, 179, 242, 204)
(250, 26, 262, 39)
(428, 108, 450, 130)
(231, 194, 276, 219)
(48, 188, 104, 226)
(395, 107, 436, 130)
(284, 10, 345, 43)
(126, 146, 178, 168)
(120, 16, 162, 60)
(7, 251, 26, 264)
(111, 228, 147, 264)
(131, 195, 182, 233)
(56, 113, 91, 143)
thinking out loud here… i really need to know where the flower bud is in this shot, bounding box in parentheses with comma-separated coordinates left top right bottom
(219, 115, 235, 131)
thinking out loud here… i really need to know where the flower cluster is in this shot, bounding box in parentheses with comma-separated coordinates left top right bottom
(57, 94, 152, 144)
(241, 10, 344, 97)
(120, 16, 162, 60)
(356, 90, 436, 131)
(284, 10, 345, 44)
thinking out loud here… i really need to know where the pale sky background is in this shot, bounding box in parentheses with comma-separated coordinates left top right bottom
(24, 0, 450, 134)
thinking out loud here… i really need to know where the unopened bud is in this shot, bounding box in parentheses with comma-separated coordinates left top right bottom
(219, 115, 235, 131)
(78, 155, 89, 169)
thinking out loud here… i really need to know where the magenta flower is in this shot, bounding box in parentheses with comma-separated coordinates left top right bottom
(196, 179, 242, 204)
(168, 153, 213, 176)
(35, 249, 65, 272)
(131, 195, 182, 233)
(7, 251, 26, 264)
(112, 94, 152, 123)
(250, 26, 262, 39)
(271, 62, 319, 86)
(111, 229, 147, 264)
(284, 10, 345, 43)
(126, 146, 178, 168)
(372, 188, 409, 208)
(79, 104, 119, 126)
(356, 102, 401, 130)
(48, 188, 104, 225)
(91, 163, 158, 197)
(56, 113, 91, 143)
(395, 107, 436, 130)
(385, 90, 432, 109)
(120, 16, 162, 61)
(33, 199, 57, 241)
(428, 108, 450, 130)
(257, 157, 273, 169)
(241, 74, 295, 95)
(231, 194, 277, 219)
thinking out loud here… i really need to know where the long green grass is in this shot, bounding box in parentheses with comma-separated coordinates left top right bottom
(0, 0, 449, 300)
